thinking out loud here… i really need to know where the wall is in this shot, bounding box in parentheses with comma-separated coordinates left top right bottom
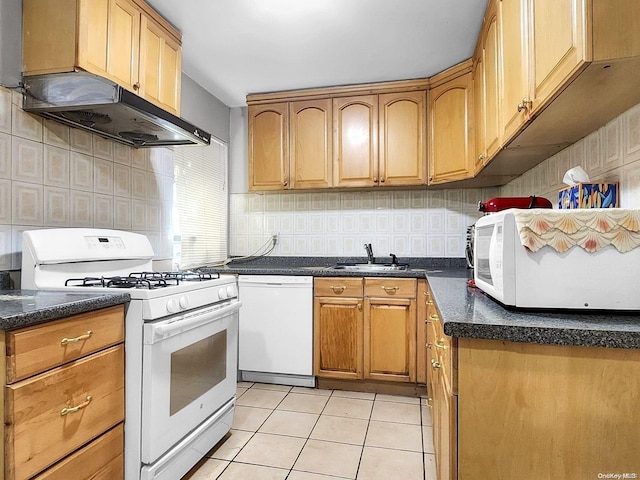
(181, 74, 231, 143)
(500, 102, 640, 207)
(0, 85, 175, 271)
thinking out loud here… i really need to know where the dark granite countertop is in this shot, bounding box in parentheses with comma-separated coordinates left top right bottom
(426, 269, 640, 349)
(202, 256, 464, 279)
(204, 256, 640, 349)
(0, 290, 130, 330)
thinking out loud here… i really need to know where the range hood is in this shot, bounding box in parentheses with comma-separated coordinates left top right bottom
(22, 72, 211, 148)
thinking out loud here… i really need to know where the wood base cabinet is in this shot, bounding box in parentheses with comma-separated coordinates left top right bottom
(425, 286, 457, 480)
(425, 285, 640, 480)
(2, 305, 125, 480)
(314, 277, 417, 383)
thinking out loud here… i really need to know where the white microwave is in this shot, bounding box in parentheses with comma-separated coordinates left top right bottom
(473, 209, 640, 310)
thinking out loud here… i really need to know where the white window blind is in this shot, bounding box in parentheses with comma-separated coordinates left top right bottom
(173, 138, 228, 269)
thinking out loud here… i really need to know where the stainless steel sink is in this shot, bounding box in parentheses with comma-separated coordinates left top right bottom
(329, 264, 408, 272)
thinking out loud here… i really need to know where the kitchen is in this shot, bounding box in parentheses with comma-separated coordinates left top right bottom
(1, 0, 640, 479)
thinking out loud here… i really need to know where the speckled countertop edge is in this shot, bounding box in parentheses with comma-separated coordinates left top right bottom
(207, 257, 640, 349)
(426, 272, 640, 349)
(0, 290, 130, 330)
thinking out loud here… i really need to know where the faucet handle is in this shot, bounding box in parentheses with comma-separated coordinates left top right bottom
(389, 253, 398, 265)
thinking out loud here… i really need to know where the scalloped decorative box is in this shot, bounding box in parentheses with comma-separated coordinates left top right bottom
(558, 182, 619, 209)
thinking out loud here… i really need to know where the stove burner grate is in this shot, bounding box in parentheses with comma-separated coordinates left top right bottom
(64, 271, 220, 289)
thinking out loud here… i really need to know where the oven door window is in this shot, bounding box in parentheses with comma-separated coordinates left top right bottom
(141, 304, 239, 465)
(170, 331, 227, 415)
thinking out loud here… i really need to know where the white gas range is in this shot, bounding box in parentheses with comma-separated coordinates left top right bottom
(22, 228, 241, 480)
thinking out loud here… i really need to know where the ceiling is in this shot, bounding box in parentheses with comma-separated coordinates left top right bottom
(145, 0, 489, 108)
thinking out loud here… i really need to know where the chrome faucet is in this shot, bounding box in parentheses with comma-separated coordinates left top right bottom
(364, 243, 374, 264)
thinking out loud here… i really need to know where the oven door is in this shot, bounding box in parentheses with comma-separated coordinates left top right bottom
(140, 300, 239, 464)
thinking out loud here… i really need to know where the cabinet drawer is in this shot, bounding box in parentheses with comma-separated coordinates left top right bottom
(32, 423, 124, 480)
(6, 305, 124, 382)
(6, 345, 125, 480)
(315, 277, 363, 297)
(364, 278, 416, 298)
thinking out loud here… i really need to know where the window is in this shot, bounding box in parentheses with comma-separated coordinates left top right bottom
(173, 138, 228, 270)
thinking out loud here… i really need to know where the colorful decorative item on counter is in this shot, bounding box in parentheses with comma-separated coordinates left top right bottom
(558, 182, 619, 209)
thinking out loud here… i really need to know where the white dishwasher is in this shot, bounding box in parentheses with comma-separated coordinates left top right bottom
(237, 275, 314, 387)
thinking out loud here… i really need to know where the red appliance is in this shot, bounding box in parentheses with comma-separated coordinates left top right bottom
(478, 196, 552, 213)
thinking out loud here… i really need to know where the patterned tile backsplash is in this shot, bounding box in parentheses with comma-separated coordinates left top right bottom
(229, 188, 494, 258)
(0, 85, 174, 270)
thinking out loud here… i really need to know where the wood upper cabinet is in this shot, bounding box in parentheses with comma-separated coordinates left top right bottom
(290, 99, 333, 189)
(481, 0, 501, 159)
(499, 0, 589, 141)
(248, 83, 427, 191)
(22, 0, 182, 115)
(528, 0, 588, 114)
(472, 56, 487, 173)
(248, 103, 289, 190)
(378, 91, 427, 186)
(499, 0, 530, 141)
(333, 92, 426, 188)
(249, 99, 333, 190)
(428, 71, 474, 184)
(139, 13, 182, 115)
(333, 95, 379, 187)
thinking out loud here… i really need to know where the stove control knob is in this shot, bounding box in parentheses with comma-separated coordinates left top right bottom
(218, 287, 228, 300)
(226, 285, 236, 298)
(166, 298, 179, 314)
(179, 295, 190, 310)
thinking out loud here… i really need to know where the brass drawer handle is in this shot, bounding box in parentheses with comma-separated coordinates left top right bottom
(431, 359, 442, 369)
(330, 285, 346, 294)
(426, 397, 433, 407)
(426, 343, 432, 350)
(60, 395, 92, 416)
(435, 338, 447, 350)
(381, 286, 399, 293)
(429, 313, 439, 322)
(426, 300, 434, 306)
(423, 290, 430, 297)
(61, 330, 93, 346)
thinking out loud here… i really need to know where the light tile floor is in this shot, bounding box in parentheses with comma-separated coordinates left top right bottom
(182, 382, 437, 480)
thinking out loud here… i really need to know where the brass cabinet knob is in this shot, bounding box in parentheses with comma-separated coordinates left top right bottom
(431, 359, 442, 369)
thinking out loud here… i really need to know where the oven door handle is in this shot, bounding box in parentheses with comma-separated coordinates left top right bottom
(147, 301, 241, 343)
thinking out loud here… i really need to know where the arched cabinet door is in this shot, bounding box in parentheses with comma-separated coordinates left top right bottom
(290, 99, 333, 189)
(429, 73, 474, 184)
(248, 103, 289, 191)
(333, 95, 378, 188)
(379, 91, 427, 186)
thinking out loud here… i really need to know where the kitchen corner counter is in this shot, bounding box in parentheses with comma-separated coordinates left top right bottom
(0, 290, 130, 330)
(427, 270, 640, 349)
